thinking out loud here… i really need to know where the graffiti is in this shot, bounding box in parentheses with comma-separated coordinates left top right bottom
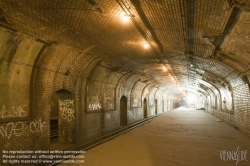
(105, 113, 111, 120)
(128, 110, 133, 120)
(107, 103, 114, 110)
(59, 99, 75, 122)
(88, 103, 102, 111)
(60, 107, 75, 122)
(30, 119, 47, 133)
(59, 99, 74, 107)
(0, 121, 24, 139)
(0, 119, 48, 139)
(0, 104, 27, 119)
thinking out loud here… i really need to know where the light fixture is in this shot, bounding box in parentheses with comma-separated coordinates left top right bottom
(121, 12, 131, 23)
(144, 43, 149, 49)
(163, 67, 167, 71)
(190, 64, 193, 67)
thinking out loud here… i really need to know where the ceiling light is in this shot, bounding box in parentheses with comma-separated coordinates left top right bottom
(190, 64, 193, 67)
(163, 67, 167, 71)
(144, 43, 149, 49)
(121, 13, 131, 23)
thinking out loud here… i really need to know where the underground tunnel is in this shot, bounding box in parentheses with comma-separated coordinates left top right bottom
(0, 0, 250, 165)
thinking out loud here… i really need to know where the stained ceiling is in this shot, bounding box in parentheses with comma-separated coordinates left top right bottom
(0, 0, 250, 97)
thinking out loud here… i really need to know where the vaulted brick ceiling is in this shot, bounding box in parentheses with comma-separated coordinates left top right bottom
(0, 0, 249, 96)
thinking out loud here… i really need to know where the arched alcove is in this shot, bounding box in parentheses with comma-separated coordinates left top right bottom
(155, 99, 157, 115)
(143, 98, 147, 118)
(120, 96, 127, 126)
(50, 89, 75, 144)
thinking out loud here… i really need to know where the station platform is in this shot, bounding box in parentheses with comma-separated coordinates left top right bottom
(59, 107, 250, 166)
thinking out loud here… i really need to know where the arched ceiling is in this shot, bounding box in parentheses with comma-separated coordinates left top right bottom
(0, 0, 249, 96)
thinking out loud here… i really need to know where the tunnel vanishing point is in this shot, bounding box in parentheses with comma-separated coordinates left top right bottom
(0, 0, 250, 165)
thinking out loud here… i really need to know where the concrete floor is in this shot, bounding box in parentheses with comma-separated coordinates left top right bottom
(60, 107, 250, 166)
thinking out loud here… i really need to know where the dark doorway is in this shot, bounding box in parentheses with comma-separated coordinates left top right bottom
(120, 96, 127, 126)
(143, 98, 147, 118)
(155, 99, 157, 115)
(50, 93, 59, 144)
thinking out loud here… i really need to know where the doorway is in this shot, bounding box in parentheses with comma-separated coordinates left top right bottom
(120, 96, 127, 126)
(143, 98, 147, 118)
(155, 99, 157, 115)
(50, 89, 75, 144)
